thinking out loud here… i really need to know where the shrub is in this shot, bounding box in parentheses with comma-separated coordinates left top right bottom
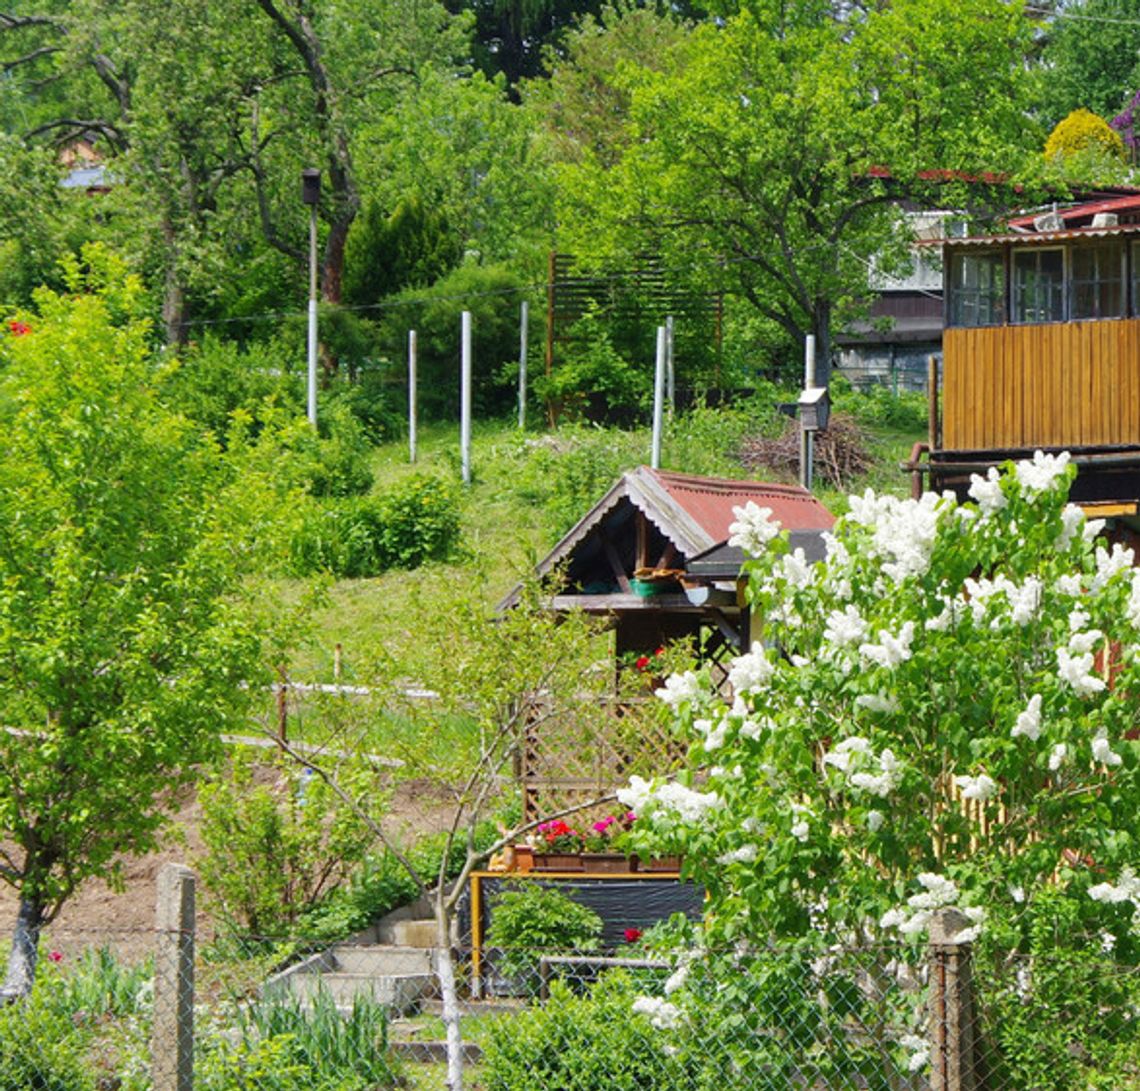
(483, 972, 695, 1091)
(486, 884, 603, 988)
(0, 997, 93, 1091)
(285, 400, 375, 498)
(1045, 107, 1126, 163)
(197, 748, 384, 937)
(289, 474, 460, 578)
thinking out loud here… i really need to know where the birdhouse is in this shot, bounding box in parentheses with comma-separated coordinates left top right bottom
(799, 386, 830, 432)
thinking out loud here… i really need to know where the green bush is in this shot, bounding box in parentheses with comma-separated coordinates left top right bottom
(486, 883, 603, 988)
(289, 474, 460, 578)
(483, 972, 695, 1091)
(831, 375, 928, 432)
(286, 400, 375, 498)
(0, 997, 93, 1091)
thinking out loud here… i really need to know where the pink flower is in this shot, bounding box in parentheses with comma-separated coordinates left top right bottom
(624, 928, 642, 943)
(47, 950, 63, 963)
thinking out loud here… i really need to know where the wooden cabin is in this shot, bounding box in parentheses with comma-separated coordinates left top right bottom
(925, 194, 1140, 514)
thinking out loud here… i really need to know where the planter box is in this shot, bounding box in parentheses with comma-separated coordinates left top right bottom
(638, 855, 683, 873)
(533, 852, 584, 871)
(581, 853, 631, 874)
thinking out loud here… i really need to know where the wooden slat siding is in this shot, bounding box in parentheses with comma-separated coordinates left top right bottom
(943, 319, 1140, 450)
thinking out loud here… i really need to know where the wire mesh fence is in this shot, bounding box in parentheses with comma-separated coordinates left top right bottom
(7, 898, 1140, 1090)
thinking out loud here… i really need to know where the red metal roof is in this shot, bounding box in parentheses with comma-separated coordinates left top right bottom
(1005, 193, 1140, 230)
(645, 468, 834, 540)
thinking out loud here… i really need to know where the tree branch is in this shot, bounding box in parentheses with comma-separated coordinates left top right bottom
(2, 43, 58, 72)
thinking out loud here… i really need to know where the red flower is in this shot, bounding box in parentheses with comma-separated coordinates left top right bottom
(47, 950, 63, 963)
(654, 647, 665, 657)
(635, 655, 650, 671)
(624, 928, 642, 944)
(7, 320, 31, 337)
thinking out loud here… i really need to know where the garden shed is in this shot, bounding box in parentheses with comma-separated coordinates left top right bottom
(499, 467, 834, 819)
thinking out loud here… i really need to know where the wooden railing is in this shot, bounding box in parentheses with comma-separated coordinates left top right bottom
(942, 319, 1140, 451)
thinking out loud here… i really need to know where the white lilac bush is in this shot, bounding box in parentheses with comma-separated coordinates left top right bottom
(618, 454, 1140, 1082)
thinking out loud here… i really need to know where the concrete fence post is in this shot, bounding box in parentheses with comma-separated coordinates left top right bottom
(153, 864, 196, 1091)
(928, 907, 980, 1091)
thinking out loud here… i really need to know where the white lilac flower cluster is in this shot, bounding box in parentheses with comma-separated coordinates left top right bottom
(845, 489, 950, 584)
(726, 643, 775, 696)
(899, 1034, 930, 1074)
(879, 873, 985, 942)
(822, 736, 902, 798)
(728, 501, 782, 558)
(967, 467, 1005, 515)
(961, 573, 1043, 627)
(631, 995, 682, 1030)
(1089, 866, 1140, 909)
(859, 622, 915, 670)
(954, 773, 999, 802)
(617, 775, 722, 825)
(655, 670, 704, 708)
(1014, 449, 1071, 494)
(1056, 628, 1107, 698)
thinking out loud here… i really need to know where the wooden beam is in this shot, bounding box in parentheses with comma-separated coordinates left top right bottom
(597, 529, 631, 593)
(1080, 501, 1138, 518)
(636, 513, 649, 571)
(710, 608, 744, 650)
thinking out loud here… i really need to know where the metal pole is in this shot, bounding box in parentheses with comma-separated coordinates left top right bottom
(800, 335, 816, 490)
(461, 311, 472, 485)
(307, 203, 318, 428)
(518, 300, 528, 430)
(651, 326, 666, 469)
(408, 330, 418, 464)
(665, 314, 675, 413)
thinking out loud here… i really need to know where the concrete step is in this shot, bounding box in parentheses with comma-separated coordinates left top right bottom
(334, 944, 433, 976)
(287, 970, 432, 1013)
(390, 919, 438, 948)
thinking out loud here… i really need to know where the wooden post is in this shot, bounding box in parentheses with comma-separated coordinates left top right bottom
(929, 353, 940, 452)
(153, 864, 195, 1091)
(276, 666, 288, 745)
(333, 642, 343, 681)
(928, 907, 981, 1091)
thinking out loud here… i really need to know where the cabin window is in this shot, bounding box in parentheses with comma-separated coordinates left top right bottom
(1071, 243, 1125, 320)
(1012, 248, 1065, 324)
(947, 251, 1004, 327)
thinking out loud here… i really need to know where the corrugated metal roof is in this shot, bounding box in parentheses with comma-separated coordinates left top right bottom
(1005, 194, 1140, 229)
(939, 223, 1140, 248)
(497, 467, 833, 610)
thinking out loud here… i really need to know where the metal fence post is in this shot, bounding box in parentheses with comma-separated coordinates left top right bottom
(928, 907, 980, 1091)
(153, 864, 195, 1091)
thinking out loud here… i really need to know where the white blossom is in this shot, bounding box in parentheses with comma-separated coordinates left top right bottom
(1055, 573, 1084, 597)
(663, 961, 690, 996)
(791, 820, 810, 842)
(653, 782, 722, 823)
(780, 548, 813, 589)
(1056, 504, 1085, 550)
(1010, 886, 1025, 904)
(866, 810, 885, 832)
(849, 748, 901, 798)
(1092, 543, 1136, 591)
(1012, 694, 1042, 741)
(854, 692, 899, 714)
(1089, 868, 1140, 906)
(900, 1034, 930, 1074)
(1056, 644, 1106, 698)
(728, 502, 781, 557)
(727, 643, 774, 696)
(617, 775, 654, 814)
(1129, 571, 1140, 630)
(860, 622, 916, 670)
(632, 996, 682, 1030)
(718, 844, 759, 865)
(955, 773, 999, 802)
(655, 671, 704, 707)
(1048, 743, 1068, 771)
(1015, 449, 1070, 494)
(823, 605, 868, 648)
(1068, 607, 1091, 633)
(968, 467, 1006, 515)
(1092, 729, 1123, 768)
(823, 735, 871, 773)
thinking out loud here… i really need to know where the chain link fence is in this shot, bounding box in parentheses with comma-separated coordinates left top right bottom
(6, 876, 1140, 1091)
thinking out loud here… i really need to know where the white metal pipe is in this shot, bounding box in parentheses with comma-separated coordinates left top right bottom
(518, 300, 528, 430)
(307, 205, 319, 428)
(408, 329, 418, 464)
(651, 326, 666, 469)
(461, 311, 473, 485)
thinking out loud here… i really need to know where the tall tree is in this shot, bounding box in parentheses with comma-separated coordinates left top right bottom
(0, 248, 297, 998)
(551, 0, 1040, 381)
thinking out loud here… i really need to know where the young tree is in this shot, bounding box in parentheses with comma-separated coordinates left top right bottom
(621, 457, 1140, 1081)
(0, 247, 299, 999)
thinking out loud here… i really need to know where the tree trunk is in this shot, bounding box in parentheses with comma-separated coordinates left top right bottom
(435, 896, 464, 1091)
(161, 218, 187, 347)
(1, 895, 45, 1002)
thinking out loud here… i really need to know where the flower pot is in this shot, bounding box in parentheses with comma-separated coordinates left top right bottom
(513, 845, 535, 873)
(534, 852, 583, 871)
(582, 853, 631, 873)
(639, 854, 683, 873)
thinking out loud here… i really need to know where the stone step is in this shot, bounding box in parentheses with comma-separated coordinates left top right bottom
(286, 970, 432, 1013)
(390, 919, 438, 948)
(333, 944, 434, 976)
